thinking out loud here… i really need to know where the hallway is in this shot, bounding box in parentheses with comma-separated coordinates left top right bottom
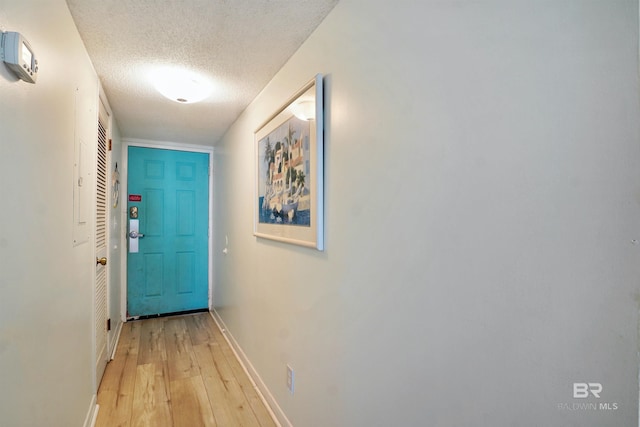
(96, 313, 276, 427)
(3, 1, 640, 425)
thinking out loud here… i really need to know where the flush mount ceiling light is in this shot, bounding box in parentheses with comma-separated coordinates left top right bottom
(151, 67, 213, 104)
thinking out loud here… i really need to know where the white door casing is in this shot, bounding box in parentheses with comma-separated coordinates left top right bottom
(95, 99, 109, 386)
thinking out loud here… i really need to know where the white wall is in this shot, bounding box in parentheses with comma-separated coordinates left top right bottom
(0, 1, 103, 425)
(213, 1, 640, 426)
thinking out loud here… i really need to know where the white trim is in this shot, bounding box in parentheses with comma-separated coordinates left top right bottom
(123, 137, 215, 154)
(99, 85, 123, 359)
(120, 196, 127, 322)
(94, 95, 110, 390)
(120, 138, 214, 320)
(82, 394, 98, 427)
(109, 318, 124, 360)
(210, 310, 291, 427)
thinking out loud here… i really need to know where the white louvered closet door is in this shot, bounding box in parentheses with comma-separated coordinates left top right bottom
(95, 101, 109, 386)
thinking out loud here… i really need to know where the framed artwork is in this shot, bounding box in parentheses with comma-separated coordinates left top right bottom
(254, 74, 324, 250)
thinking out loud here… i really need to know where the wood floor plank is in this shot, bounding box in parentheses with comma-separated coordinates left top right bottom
(138, 318, 167, 365)
(96, 319, 142, 427)
(170, 376, 217, 427)
(185, 313, 217, 345)
(96, 390, 130, 427)
(164, 317, 200, 380)
(96, 314, 277, 427)
(209, 317, 276, 426)
(121, 320, 142, 355)
(193, 343, 257, 427)
(99, 321, 141, 390)
(202, 333, 265, 427)
(164, 318, 192, 357)
(96, 353, 138, 426)
(131, 362, 173, 427)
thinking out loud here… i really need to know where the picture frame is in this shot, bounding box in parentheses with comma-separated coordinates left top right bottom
(254, 74, 324, 250)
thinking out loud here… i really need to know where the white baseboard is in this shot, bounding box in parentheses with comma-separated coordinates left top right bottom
(109, 319, 124, 360)
(83, 394, 98, 427)
(210, 309, 292, 427)
(87, 320, 120, 427)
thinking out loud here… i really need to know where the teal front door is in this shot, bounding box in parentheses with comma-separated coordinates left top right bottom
(127, 146, 209, 317)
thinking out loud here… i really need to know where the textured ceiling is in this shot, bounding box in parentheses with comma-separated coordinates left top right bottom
(66, 0, 338, 145)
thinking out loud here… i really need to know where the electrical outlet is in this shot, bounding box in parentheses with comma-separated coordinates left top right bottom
(286, 364, 294, 394)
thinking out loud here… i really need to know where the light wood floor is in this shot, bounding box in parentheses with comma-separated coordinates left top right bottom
(96, 313, 277, 427)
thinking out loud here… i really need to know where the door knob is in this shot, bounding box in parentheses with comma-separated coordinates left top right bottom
(96, 257, 107, 266)
(129, 230, 144, 239)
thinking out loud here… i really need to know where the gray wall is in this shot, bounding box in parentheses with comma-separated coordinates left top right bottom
(213, 1, 640, 426)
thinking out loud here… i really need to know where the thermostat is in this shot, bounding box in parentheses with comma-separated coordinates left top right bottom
(1, 31, 38, 83)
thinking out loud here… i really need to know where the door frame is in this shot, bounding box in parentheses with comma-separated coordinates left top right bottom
(119, 138, 214, 321)
(94, 95, 110, 388)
